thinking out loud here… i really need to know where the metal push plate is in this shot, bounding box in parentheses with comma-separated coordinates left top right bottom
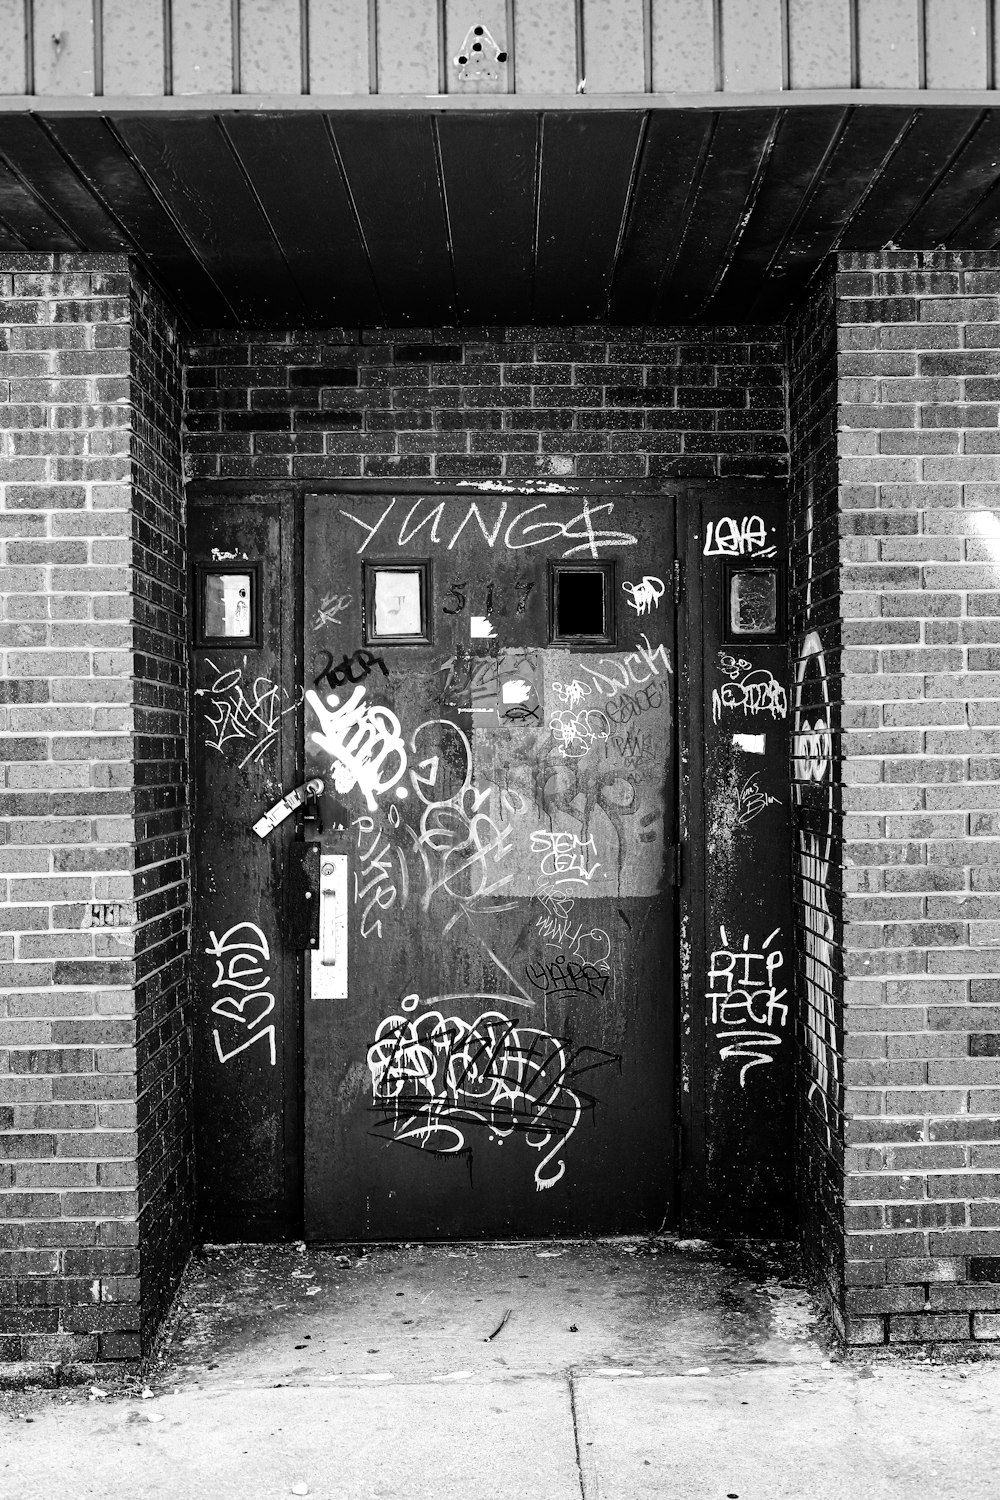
(310, 853, 348, 1000)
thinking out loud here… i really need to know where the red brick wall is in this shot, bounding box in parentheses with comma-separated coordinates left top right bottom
(0, 254, 189, 1366)
(182, 327, 789, 483)
(791, 251, 1000, 1347)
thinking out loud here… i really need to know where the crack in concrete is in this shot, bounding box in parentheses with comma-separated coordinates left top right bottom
(569, 1370, 599, 1500)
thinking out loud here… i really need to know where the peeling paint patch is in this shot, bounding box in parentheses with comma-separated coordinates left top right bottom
(733, 733, 766, 754)
(454, 479, 581, 493)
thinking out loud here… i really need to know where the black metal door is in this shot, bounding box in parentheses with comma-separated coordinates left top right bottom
(301, 489, 678, 1240)
(188, 492, 301, 1240)
(680, 485, 795, 1233)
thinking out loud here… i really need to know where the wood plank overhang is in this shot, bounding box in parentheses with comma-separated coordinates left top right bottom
(3, 103, 1000, 327)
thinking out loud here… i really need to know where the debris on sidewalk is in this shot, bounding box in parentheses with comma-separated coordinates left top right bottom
(485, 1308, 512, 1341)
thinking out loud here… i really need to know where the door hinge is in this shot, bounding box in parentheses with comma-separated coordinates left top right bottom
(673, 558, 683, 606)
(669, 843, 683, 886)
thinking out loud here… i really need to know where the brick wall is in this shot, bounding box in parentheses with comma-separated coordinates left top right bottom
(792, 250, 1000, 1347)
(0, 254, 190, 1366)
(182, 327, 789, 483)
(129, 268, 191, 1354)
(788, 265, 846, 1329)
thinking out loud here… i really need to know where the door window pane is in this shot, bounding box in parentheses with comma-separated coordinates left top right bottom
(364, 563, 431, 644)
(196, 563, 261, 646)
(204, 571, 253, 638)
(729, 568, 779, 637)
(551, 563, 615, 644)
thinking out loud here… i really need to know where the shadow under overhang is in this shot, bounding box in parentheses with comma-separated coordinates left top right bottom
(1, 102, 997, 327)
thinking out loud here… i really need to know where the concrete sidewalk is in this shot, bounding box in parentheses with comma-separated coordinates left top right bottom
(1, 1238, 997, 1500)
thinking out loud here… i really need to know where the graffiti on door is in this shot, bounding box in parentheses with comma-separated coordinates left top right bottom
(205, 922, 276, 1066)
(339, 495, 639, 558)
(712, 653, 788, 723)
(622, 575, 665, 616)
(703, 514, 776, 558)
(707, 924, 788, 1086)
(366, 1006, 619, 1191)
(196, 662, 300, 769)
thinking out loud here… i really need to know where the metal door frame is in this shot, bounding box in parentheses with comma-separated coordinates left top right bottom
(188, 475, 791, 1239)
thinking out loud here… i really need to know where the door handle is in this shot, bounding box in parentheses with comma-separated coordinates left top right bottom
(311, 853, 348, 999)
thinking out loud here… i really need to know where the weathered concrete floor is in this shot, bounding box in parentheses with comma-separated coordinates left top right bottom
(2, 1237, 998, 1499)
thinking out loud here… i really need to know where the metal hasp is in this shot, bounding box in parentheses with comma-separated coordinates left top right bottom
(310, 853, 349, 999)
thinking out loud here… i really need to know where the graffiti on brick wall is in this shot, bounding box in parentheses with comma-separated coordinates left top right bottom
(707, 925, 788, 1085)
(205, 922, 276, 1066)
(794, 624, 838, 1146)
(196, 662, 300, 770)
(366, 1007, 618, 1191)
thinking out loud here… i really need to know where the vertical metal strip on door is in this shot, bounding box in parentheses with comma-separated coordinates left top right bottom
(682, 486, 795, 1233)
(188, 492, 301, 1240)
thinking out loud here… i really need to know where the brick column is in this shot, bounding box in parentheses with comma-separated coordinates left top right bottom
(0, 254, 191, 1367)
(791, 251, 1000, 1347)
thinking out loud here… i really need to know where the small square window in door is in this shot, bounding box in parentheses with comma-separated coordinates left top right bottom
(724, 564, 783, 642)
(194, 562, 262, 647)
(363, 562, 432, 645)
(550, 562, 616, 647)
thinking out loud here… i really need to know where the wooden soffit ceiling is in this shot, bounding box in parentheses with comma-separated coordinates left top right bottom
(2, 104, 1000, 327)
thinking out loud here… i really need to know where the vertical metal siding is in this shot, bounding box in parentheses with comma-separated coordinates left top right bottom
(308, 0, 369, 91)
(375, 0, 438, 93)
(924, 0, 988, 87)
(856, 0, 920, 87)
(32, 0, 94, 93)
(787, 0, 851, 88)
(582, 0, 646, 91)
(720, 0, 783, 89)
(513, 0, 578, 92)
(0, 0, 998, 97)
(650, 0, 716, 91)
(445, 0, 508, 93)
(0, 0, 27, 92)
(241, 0, 301, 93)
(103, 0, 164, 95)
(171, 0, 232, 92)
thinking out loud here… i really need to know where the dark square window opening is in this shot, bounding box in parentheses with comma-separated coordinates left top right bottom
(549, 562, 616, 647)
